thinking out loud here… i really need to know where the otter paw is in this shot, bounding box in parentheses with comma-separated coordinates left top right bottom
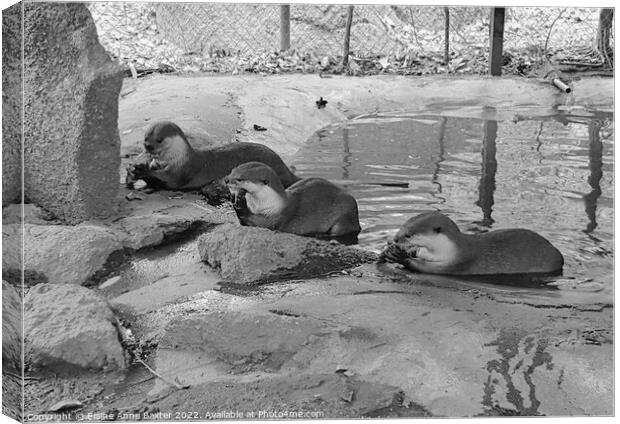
(380, 244, 409, 263)
(232, 190, 253, 222)
(125, 164, 143, 188)
(232, 189, 248, 210)
(148, 158, 168, 171)
(127, 162, 149, 178)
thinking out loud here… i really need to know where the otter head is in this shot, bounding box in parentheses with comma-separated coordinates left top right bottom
(143, 121, 191, 164)
(391, 212, 463, 269)
(225, 162, 286, 216)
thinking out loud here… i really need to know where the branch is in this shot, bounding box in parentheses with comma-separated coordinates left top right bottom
(543, 9, 564, 58)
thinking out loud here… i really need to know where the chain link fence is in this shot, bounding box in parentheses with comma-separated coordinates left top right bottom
(88, 3, 613, 76)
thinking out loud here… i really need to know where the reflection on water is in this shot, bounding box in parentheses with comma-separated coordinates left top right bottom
(585, 120, 603, 235)
(292, 111, 613, 296)
(431, 117, 446, 202)
(475, 111, 498, 227)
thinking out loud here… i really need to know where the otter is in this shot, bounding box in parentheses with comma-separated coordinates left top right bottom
(126, 121, 299, 190)
(380, 212, 563, 275)
(225, 162, 361, 241)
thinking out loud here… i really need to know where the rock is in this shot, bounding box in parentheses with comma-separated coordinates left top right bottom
(2, 203, 57, 225)
(24, 284, 125, 372)
(23, 3, 123, 223)
(2, 5, 22, 206)
(47, 399, 83, 412)
(197, 224, 377, 284)
(2, 281, 22, 371)
(113, 213, 206, 250)
(2, 224, 124, 286)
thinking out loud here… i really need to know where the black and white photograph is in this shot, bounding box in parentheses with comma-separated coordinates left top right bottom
(1, 0, 615, 421)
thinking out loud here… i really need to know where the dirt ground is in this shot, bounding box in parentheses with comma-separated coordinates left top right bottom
(24, 74, 614, 420)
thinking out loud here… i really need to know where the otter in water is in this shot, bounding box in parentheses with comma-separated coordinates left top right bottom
(126, 121, 299, 190)
(225, 161, 361, 241)
(380, 212, 563, 275)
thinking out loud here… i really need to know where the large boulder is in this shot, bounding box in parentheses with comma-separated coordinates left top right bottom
(2, 203, 57, 225)
(198, 224, 377, 284)
(2, 4, 23, 206)
(2, 224, 124, 286)
(2, 281, 22, 371)
(23, 3, 123, 223)
(24, 284, 125, 372)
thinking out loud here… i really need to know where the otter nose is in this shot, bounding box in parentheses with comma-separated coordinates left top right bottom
(144, 143, 154, 153)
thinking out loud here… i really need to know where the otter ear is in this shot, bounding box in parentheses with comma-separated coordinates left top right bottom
(433, 226, 441, 233)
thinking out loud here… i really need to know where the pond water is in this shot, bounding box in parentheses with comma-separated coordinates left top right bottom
(291, 109, 614, 296)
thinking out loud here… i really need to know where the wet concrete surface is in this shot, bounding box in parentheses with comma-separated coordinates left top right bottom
(25, 74, 613, 419)
(70, 260, 611, 418)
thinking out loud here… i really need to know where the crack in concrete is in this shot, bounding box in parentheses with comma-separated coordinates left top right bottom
(349, 290, 419, 296)
(490, 299, 613, 312)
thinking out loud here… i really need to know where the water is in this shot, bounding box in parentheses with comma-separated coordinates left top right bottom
(292, 111, 613, 296)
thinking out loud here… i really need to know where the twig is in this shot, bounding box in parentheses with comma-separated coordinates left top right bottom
(125, 375, 156, 388)
(135, 358, 190, 390)
(120, 88, 136, 98)
(191, 201, 215, 213)
(3, 371, 39, 381)
(543, 10, 564, 59)
(408, 8, 425, 51)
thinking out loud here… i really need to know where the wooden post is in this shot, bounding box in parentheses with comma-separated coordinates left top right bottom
(443, 7, 450, 65)
(280, 5, 290, 51)
(489, 7, 505, 76)
(596, 8, 613, 64)
(343, 6, 354, 66)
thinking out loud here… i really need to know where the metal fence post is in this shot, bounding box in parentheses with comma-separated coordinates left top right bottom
(343, 5, 354, 66)
(489, 7, 505, 76)
(280, 5, 290, 51)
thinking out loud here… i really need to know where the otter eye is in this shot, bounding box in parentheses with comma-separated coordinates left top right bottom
(433, 227, 441, 233)
(263, 180, 269, 185)
(156, 138, 163, 144)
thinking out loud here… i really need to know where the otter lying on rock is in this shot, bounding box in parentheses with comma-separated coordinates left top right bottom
(126, 121, 299, 190)
(225, 162, 361, 242)
(380, 212, 564, 275)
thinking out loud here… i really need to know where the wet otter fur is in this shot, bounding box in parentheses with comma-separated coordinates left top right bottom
(380, 212, 563, 275)
(126, 121, 299, 190)
(225, 162, 361, 240)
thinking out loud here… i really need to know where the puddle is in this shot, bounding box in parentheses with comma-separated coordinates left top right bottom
(292, 110, 613, 299)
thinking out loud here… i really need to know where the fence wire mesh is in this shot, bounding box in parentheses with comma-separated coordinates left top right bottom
(88, 3, 613, 76)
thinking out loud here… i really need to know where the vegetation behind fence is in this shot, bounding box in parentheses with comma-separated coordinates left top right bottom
(88, 3, 614, 77)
